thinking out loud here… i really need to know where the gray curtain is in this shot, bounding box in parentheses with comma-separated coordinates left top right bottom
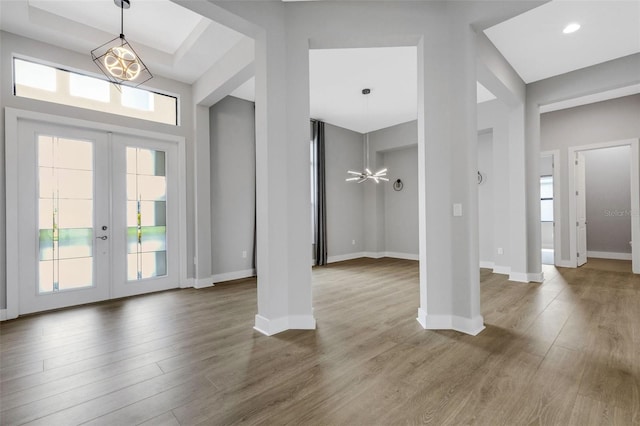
(312, 120, 327, 266)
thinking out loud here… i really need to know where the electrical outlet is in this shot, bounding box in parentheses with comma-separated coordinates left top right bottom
(497, 248, 503, 255)
(242, 251, 247, 258)
(352, 239, 356, 245)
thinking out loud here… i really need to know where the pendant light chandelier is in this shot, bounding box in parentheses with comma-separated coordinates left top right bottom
(91, 0, 152, 88)
(346, 89, 389, 184)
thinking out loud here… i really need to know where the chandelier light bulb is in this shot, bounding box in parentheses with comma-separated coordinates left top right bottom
(103, 45, 141, 81)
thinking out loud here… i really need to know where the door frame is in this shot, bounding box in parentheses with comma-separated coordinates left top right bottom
(567, 138, 639, 273)
(5, 107, 189, 319)
(540, 150, 561, 266)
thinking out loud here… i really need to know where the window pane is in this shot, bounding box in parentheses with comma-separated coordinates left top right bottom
(69, 73, 110, 102)
(541, 199, 554, 222)
(14, 58, 56, 91)
(540, 176, 553, 199)
(122, 86, 154, 111)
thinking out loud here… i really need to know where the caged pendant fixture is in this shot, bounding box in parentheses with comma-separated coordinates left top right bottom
(91, 0, 152, 88)
(346, 88, 389, 184)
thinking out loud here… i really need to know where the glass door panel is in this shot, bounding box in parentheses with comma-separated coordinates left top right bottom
(126, 147, 167, 281)
(38, 136, 94, 293)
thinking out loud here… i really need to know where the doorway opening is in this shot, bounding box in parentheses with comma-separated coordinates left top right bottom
(568, 139, 639, 274)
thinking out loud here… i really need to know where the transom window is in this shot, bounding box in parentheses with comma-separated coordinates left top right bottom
(13, 57, 177, 126)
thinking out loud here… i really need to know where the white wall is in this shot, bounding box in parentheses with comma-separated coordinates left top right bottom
(0, 31, 195, 310)
(209, 96, 256, 279)
(325, 123, 365, 259)
(583, 146, 632, 255)
(383, 145, 419, 257)
(478, 131, 494, 265)
(540, 94, 640, 261)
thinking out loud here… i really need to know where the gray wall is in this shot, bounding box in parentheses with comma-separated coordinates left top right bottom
(478, 131, 494, 264)
(325, 123, 365, 257)
(383, 145, 419, 255)
(541, 94, 640, 260)
(584, 146, 632, 254)
(210, 96, 256, 275)
(1, 31, 194, 310)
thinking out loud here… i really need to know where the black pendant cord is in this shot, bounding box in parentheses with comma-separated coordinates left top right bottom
(120, 0, 125, 39)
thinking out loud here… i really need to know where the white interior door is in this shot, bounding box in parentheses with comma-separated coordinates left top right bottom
(576, 152, 587, 267)
(16, 120, 180, 315)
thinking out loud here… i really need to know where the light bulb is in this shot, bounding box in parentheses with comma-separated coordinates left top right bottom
(104, 46, 141, 81)
(563, 23, 581, 34)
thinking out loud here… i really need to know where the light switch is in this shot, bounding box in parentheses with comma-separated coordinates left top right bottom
(453, 203, 462, 217)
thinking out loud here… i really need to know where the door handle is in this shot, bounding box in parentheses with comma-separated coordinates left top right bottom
(96, 235, 108, 240)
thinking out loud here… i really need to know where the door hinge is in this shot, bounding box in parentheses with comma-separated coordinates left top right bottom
(576, 190, 579, 196)
(576, 221, 579, 226)
(575, 160, 578, 165)
(577, 252, 580, 257)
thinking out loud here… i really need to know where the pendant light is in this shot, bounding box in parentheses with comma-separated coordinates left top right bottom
(91, 0, 152, 88)
(346, 89, 389, 184)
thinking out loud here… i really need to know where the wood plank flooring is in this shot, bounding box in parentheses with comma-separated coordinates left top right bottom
(1, 257, 639, 425)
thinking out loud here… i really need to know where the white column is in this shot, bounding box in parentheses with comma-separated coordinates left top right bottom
(193, 105, 213, 288)
(253, 24, 315, 335)
(416, 17, 484, 336)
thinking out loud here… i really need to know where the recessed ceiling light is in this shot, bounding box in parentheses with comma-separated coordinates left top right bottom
(563, 23, 581, 34)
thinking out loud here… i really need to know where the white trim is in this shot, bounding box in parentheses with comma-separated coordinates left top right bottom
(4, 108, 189, 319)
(509, 272, 530, 283)
(327, 252, 367, 263)
(327, 251, 419, 263)
(253, 314, 316, 336)
(383, 251, 419, 261)
(479, 261, 495, 269)
(416, 310, 485, 336)
(492, 265, 511, 275)
(556, 260, 574, 268)
(568, 139, 639, 274)
(0, 309, 7, 321)
(180, 278, 195, 288)
(212, 269, 256, 284)
(363, 251, 384, 259)
(527, 272, 544, 283)
(587, 251, 632, 261)
(194, 277, 216, 289)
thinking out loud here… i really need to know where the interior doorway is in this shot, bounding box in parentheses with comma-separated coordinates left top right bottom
(540, 151, 557, 265)
(568, 139, 639, 274)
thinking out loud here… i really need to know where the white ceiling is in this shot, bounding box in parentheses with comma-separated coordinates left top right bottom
(484, 0, 640, 83)
(0, 0, 246, 84)
(2, 0, 638, 132)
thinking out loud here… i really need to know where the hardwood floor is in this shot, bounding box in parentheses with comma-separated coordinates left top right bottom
(1, 257, 639, 425)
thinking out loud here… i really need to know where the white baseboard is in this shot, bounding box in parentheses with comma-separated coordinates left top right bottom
(528, 272, 544, 283)
(180, 278, 195, 288)
(492, 265, 511, 275)
(212, 269, 256, 284)
(416, 309, 485, 336)
(509, 272, 530, 283)
(328, 251, 418, 263)
(479, 261, 495, 269)
(384, 252, 419, 261)
(556, 260, 574, 268)
(0, 309, 7, 321)
(254, 314, 316, 336)
(363, 251, 384, 259)
(327, 252, 367, 263)
(194, 276, 216, 289)
(587, 251, 632, 261)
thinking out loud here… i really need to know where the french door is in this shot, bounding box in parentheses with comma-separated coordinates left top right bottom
(16, 120, 180, 315)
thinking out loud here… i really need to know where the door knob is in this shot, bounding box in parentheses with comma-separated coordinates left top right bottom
(96, 235, 108, 240)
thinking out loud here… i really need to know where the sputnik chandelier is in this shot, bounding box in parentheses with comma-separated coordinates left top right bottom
(346, 89, 389, 184)
(91, 0, 152, 88)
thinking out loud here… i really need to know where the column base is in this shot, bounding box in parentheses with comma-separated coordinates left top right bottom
(417, 308, 485, 336)
(254, 314, 316, 336)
